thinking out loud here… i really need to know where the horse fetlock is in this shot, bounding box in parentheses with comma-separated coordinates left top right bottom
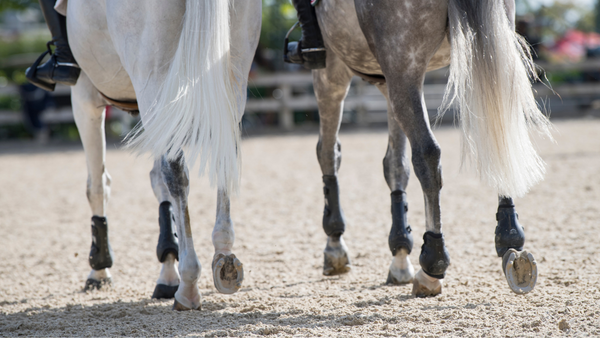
(157, 201, 179, 262)
(323, 235, 351, 276)
(174, 259, 201, 308)
(322, 175, 346, 236)
(212, 222, 235, 255)
(178, 252, 201, 285)
(387, 248, 414, 285)
(495, 205, 525, 257)
(89, 216, 114, 270)
(419, 231, 450, 279)
(412, 269, 442, 297)
(388, 190, 413, 256)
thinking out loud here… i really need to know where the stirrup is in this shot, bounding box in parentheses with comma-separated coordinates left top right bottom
(25, 49, 55, 91)
(283, 22, 326, 69)
(25, 41, 80, 92)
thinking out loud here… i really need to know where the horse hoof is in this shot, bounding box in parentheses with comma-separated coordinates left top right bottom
(386, 250, 414, 285)
(386, 268, 413, 285)
(152, 284, 179, 299)
(323, 251, 351, 276)
(84, 277, 112, 291)
(172, 298, 201, 311)
(212, 253, 243, 294)
(502, 249, 537, 294)
(411, 269, 442, 297)
(323, 237, 352, 276)
(323, 254, 351, 276)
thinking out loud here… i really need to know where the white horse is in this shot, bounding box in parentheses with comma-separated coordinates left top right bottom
(64, 0, 261, 310)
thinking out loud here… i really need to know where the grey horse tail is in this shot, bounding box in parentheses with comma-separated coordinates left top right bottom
(441, 0, 552, 198)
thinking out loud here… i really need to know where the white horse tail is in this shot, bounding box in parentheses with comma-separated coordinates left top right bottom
(442, 0, 552, 197)
(127, 0, 240, 193)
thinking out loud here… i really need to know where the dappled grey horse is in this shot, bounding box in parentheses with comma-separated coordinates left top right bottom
(312, 0, 550, 296)
(65, 0, 261, 310)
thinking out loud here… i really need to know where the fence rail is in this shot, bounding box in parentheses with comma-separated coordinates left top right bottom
(2, 62, 600, 130)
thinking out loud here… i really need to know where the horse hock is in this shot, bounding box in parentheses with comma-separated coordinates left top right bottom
(85, 216, 114, 290)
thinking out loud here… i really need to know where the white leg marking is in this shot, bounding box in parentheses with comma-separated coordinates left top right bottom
(388, 248, 415, 284)
(88, 268, 111, 281)
(412, 269, 443, 297)
(156, 253, 180, 286)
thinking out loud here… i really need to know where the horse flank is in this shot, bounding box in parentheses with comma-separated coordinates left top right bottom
(442, 0, 552, 197)
(126, 0, 241, 194)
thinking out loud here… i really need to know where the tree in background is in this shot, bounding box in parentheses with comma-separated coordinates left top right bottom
(258, 0, 301, 71)
(0, 0, 37, 13)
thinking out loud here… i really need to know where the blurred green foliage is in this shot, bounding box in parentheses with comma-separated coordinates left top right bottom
(0, 94, 21, 111)
(0, 0, 38, 13)
(0, 32, 48, 59)
(0, 32, 49, 84)
(533, 1, 596, 37)
(260, 0, 299, 50)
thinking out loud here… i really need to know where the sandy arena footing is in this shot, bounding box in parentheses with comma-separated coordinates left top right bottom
(0, 119, 598, 336)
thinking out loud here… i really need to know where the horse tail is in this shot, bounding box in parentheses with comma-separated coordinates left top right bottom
(127, 0, 241, 193)
(441, 0, 552, 197)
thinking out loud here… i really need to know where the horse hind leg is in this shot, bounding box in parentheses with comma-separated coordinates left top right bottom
(496, 196, 538, 294)
(402, 90, 450, 297)
(211, 189, 244, 294)
(355, 0, 450, 297)
(380, 90, 415, 285)
(149, 159, 180, 299)
(71, 73, 114, 291)
(313, 53, 354, 276)
(157, 155, 201, 311)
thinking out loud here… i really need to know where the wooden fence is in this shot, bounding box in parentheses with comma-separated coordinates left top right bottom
(1, 61, 600, 131)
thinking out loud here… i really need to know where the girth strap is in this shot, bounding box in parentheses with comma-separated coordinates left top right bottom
(99, 92, 139, 116)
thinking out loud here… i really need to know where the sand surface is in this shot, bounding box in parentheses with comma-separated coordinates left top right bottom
(0, 119, 599, 337)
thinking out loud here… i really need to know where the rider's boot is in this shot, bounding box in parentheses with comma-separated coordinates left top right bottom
(284, 0, 326, 69)
(25, 0, 80, 92)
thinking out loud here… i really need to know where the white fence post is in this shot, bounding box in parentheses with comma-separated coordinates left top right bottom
(279, 83, 294, 130)
(355, 80, 368, 127)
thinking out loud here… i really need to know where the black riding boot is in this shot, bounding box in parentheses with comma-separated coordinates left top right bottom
(25, 0, 80, 92)
(284, 0, 326, 69)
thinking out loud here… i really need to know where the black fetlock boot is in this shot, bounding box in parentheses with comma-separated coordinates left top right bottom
(284, 0, 326, 69)
(25, 0, 80, 92)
